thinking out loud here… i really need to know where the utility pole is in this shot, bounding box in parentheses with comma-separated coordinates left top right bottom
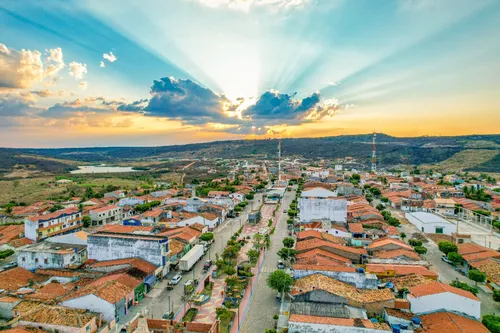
(371, 132, 377, 174)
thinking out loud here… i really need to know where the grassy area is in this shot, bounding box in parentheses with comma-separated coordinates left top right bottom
(182, 308, 198, 322)
(201, 282, 214, 297)
(421, 149, 499, 172)
(220, 312, 235, 333)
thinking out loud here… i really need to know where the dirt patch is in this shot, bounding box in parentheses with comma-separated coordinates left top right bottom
(427, 233, 453, 245)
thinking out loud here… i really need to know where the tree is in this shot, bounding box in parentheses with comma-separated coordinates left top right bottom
(381, 197, 389, 203)
(216, 307, 233, 321)
(267, 270, 293, 299)
(414, 246, 427, 255)
(376, 204, 385, 211)
(287, 210, 297, 217)
(200, 232, 214, 242)
(222, 246, 239, 260)
(245, 193, 254, 200)
(400, 232, 406, 241)
(483, 314, 500, 333)
(247, 249, 260, 264)
(493, 290, 500, 303)
(438, 241, 458, 255)
(82, 215, 91, 228)
(277, 248, 297, 262)
(447, 252, 463, 265)
(253, 233, 265, 249)
(369, 187, 382, 196)
(408, 239, 423, 247)
(234, 206, 243, 212)
(468, 269, 486, 286)
(282, 237, 295, 248)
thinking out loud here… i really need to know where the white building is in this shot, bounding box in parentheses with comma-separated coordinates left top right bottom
(288, 315, 388, 333)
(229, 192, 245, 202)
(117, 197, 145, 207)
(405, 212, 455, 235)
(104, 190, 125, 199)
(17, 242, 87, 271)
(299, 188, 347, 223)
(408, 281, 481, 319)
(24, 207, 83, 242)
(89, 205, 122, 226)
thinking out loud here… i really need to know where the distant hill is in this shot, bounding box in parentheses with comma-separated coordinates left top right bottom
(1, 133, 499, 174)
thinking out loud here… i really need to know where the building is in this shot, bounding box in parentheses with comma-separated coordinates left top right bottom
(24, 208, 83, 242)
(288, 315, 390, 333)
(299, 188, 347, 223)
(407, 281, 481, 319)
(296, 239, 367, 263)
(17, 242, 87, 271)
(18, 304, 100, 333)
(405, 212, 455, 235)
(433, 198, 456, 215)
(365, 264, 438, 280)
(89, 205, 122, 226)
(87, 226, 169, 276)
(419, 311, 489, 333)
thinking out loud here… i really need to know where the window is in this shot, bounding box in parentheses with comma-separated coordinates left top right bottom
(22, 257, 25, 262)
(435, 227, 444, 234)
(421, 227, 424, 232)
(35, 258, 39, 263)
(44, 259, 48, 264)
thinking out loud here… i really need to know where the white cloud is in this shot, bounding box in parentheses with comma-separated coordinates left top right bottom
(194, 0, 311, 11)
(100, 61, 105, 68)
(0, 43, 10, 55)
(44, 47, 65, 77)
(68, 61, 88, 80)
(103, 51, 117, 62)
(79, 81, 88, 91)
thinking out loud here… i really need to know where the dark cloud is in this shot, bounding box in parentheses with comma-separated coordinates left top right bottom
(40, 99, 110, 118)
(144, 77, 234, 124)
(0, 93, 42, 116)
(117, 99, 148, 112)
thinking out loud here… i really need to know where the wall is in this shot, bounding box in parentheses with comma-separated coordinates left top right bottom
(61, 294, 115, 322)
(300, 198, 347, 223)
(88, 236, 166, 267)
(24, 220, 38, 242)
(293, 270, 378, 289)
(294, 290, 347, 304)
(19, 317, 97, 333)
(288, 321, 387, 333)
(18, 250, 86, 271)
(409, 293, 480, 319)
(405, 214, 455, 235)
(0, 300, 19, 319)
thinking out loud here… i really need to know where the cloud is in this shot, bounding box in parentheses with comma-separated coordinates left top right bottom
(0, 43, 44, 89)
(194, 0, 311, 11)
(144, 77, 235, 124)
(30, 89, 65, 98)
(40, 98, 110, 118)
(103, 51, 117, 62)
(79, 81, 88, 91)
(68, 61, 87, 80)
(0, 92, 43, 116)
(44, 47, 65, 77)
(117, 99, 148, 112)
(100, 61, 105, 68)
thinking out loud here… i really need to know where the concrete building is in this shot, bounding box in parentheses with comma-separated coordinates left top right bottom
(87, 226, 169, 276)
(407, 281, 481, 319)
(433, 198, 456, 216)
(17, 242, 87, 271)
(24, 208, 83, 242)
(299, 188, 347, 223)
(405, 212, 455, 235)
(104, 190, 126, 199)
(89, 205, 122, 226)
(288, 315, 389, 333)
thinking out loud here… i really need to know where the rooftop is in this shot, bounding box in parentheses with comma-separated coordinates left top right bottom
(296, 239, 367, 255)
(368, 238, 413, 251)
(20, 242, 86, 254)
(20, 304, 98, 328)
(366, 264, 438, 278)
(375, 249, 421, 261)
(0, 267, 45, 291)
(28, 207, 80, 223)
(289, 314, 390, 330)
(408, 281, 479, 301)
(89, 257, 157, 274)
(419, 311, 489, 333)
(407, 212, 454, 225)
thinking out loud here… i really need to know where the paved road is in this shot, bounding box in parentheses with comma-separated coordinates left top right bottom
(398, 220, 499, 316)
(115, 194, 263, 328)
(240, 189, 295, 333)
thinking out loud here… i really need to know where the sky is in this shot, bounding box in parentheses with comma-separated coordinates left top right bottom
(1, 0, 499, 148)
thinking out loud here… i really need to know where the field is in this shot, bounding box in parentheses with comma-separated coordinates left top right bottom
(0, 173, 183, 205)
(421, 149, 499, 173)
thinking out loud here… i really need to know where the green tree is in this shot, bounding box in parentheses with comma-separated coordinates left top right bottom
(267, 270, 293, 300)
(438, 241, 458, 255)
(408, 239, 423, 247)
(200, 232, 214, 242)
(82, 215, 91, 228)
(400, 232, 406, 241)
(381, 197, 389, 203)
(447, 252, 463, 265)
(282, 237, 295, 248)
(468, 269, 486, 286)
(483, 314, 500, 333)
(493, 290, 500, 303)
(376, 204, 385, 211)
(277, 248, 297, 262)
(414, 246, 427, 255)
(369, 187, 382, 196)
(245, 193, 254, 200)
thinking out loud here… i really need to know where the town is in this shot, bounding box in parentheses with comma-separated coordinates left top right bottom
(0, 137, 499, 333)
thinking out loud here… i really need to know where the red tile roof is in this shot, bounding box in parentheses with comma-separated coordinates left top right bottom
(89, 258, 157, 274)
(295, 249, 352, 264)
(289, 314, 375, 328)
(368, 238, 413, 251)
(296, 239, 367, 255)
(90, 205, 119, 213)
(419, 311, 489, 333)
(28, 207, 80, 222)
(292, 264, 356, 273)
(408, 281, 479, 301)
(366, 264, 437, 278)
(375, 249, 421, 261)
(348, 223, 364, 233)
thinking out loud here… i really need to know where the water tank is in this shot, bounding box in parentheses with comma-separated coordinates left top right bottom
(412, 317, 421, 325)
(357, 268, 365, 273)
(391, 324, 401, 333)
(370, 318, 378, 323)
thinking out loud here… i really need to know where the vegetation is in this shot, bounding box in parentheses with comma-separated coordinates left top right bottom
(483, 314, 500, 333)
(0, 249, 15, 259)
(82, 215, 91, 228)
(381, 210, 401, 227)
(247, 249, 260, 266)
(493, 290, 500, 303)
(267, 270, 294, 297)
(438, 241, 458, 255)
(447, 252, 463, 265)
(463, 186, 492, 202)
(400, 232, 406, 241)
(277, 248, 297, 262)
(182, 308, 198, 322)
(200, 232, 214, 242)
(134, 200, 161, 213)
(414, 246, 427, 255)
(408, 239, 423, 247)
(450, 280, 478, 296)
(282, 237, 295, 248)
(468, 269, 486, 286)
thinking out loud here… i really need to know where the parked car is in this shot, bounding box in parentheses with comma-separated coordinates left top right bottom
(170, 274, 182, 285)
(277, 260, 285, 269)
(441, 256, 453, 265)
(203, 260, 213, 272)
(283, 209, 287, 213)
(3, 261, 17, 269)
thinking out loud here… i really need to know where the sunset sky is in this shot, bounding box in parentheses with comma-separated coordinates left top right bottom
(1, 0, 499, 148)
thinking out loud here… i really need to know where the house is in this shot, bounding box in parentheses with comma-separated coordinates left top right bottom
(365, 264, 438, 279)
(457, 243, 500, 271)
(89, 205, 122, 226)
(297, 230, 347, 245)
(433, 198, 456, 215)
(117, 197, 145, 207)
(301, 222, 351, 238)
(87, 225, 169, 276)
(470, 259, 500, 290)
(296, 239, 367, 263)
(291, 274, 395, 315)
(207, 191, 230, 198)
(104, 190, 126, 199)
(288, 315, 391, 333)
(292, 265, 378, 289)
(141, 209, 164, 226)
(18, 304, 101, 333)
(0, 296, 21, 319)
(407, 281, 481, 319)
(405, 212, 455, 235)
(60, 276, 135, 322)
(0, 267, 45, 292)
(24, 208, 83, 242)
(299, 188, 347, 223)
(0, 224, 25, 251)
(17, 242, 87, 271)
(368, 238, 413, 253)
(295, 248, 353, 267)
(374, 249, 421, 261)
(418, 311, 489, 333)
(229, 192, 245, 202)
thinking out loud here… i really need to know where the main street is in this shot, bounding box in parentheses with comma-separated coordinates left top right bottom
(240, 188, 295, 333)
(115, 193, 263, 328)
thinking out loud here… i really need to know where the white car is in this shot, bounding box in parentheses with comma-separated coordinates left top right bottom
(171, 274, 182, 285)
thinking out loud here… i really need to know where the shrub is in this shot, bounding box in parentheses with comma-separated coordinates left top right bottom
(224, 266, 236, 276)
(447, 252, 463, 265)
(483, 315, 500, 333)
(408, 239, 423, 247)
(438, 241, 458, 255)
(414, 246, 427, 255)
(450, 280, 478, 295)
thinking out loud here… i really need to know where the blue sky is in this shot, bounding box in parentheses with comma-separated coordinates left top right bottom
(1, 0, 499, 147)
